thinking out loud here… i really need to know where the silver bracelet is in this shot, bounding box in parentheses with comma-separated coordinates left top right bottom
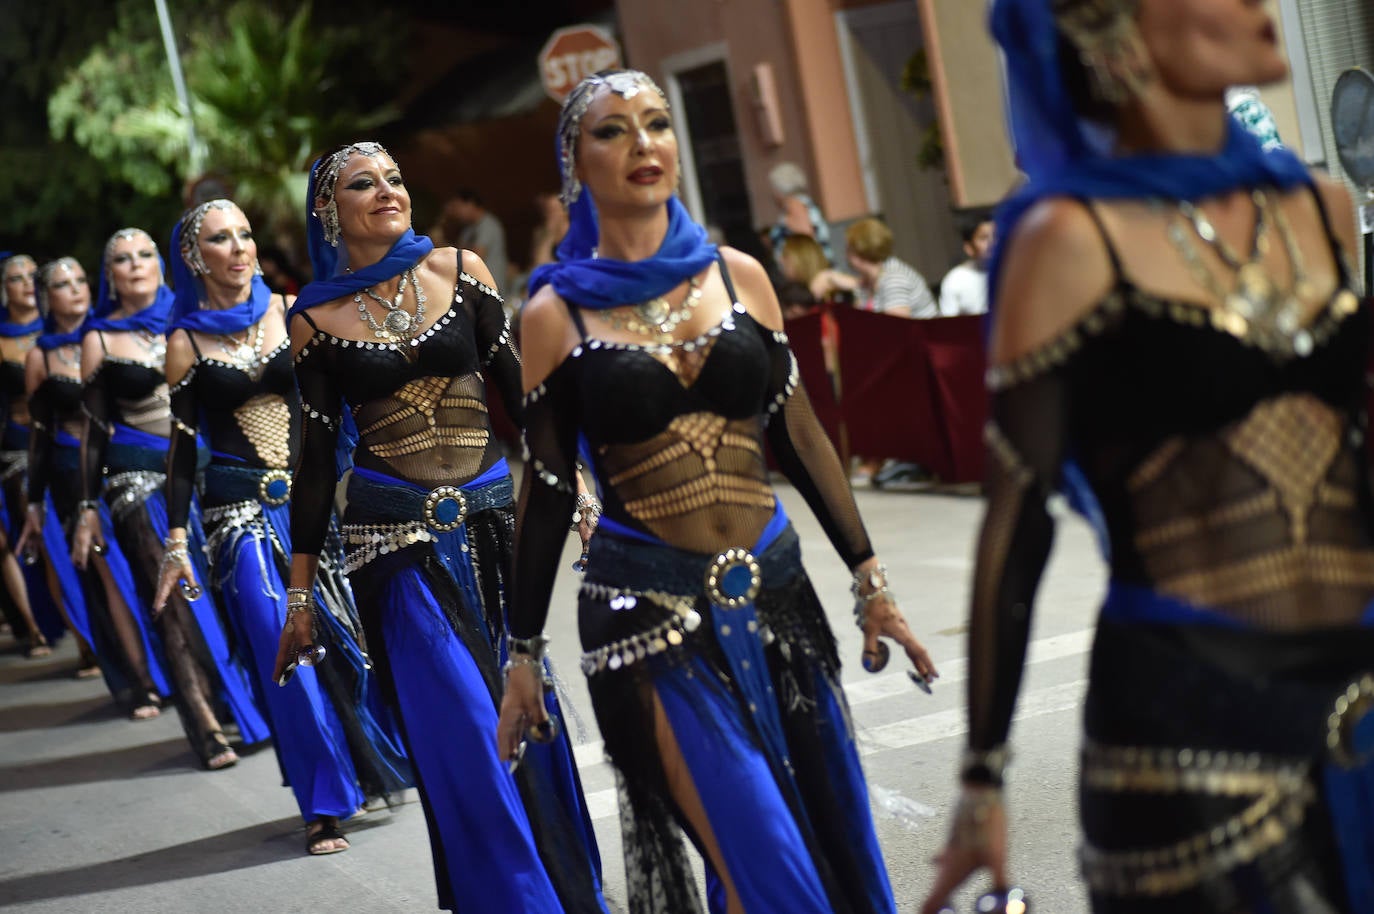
(960, 744, 1013, 787)
(506, 633, 550, 662)
(850, 563, 891, 628)
(571, 493, 602, 531)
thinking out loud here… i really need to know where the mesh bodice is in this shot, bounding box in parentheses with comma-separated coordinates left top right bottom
(965, 189, 1373, 754)
(290, 254, 522, 554)
(509, 257, 872, 640)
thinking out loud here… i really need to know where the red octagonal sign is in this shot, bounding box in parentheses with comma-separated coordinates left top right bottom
(539, 25, 623, 103)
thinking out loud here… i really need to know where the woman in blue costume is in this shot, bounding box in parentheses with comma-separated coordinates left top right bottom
(19, 257, 163, 707)
(497, 69, 940, 914)
(922, 2, 1374, 912)
(154, 199, 410, 854)
(0, 253, 65, 659)
(71, 228, 269, 769)
(273, 142, 606, 912)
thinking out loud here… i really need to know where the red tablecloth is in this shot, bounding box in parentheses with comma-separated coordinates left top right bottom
(783, 309, 988, 484)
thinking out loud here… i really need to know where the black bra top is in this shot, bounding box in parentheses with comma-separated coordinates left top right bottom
(0, 360, 25, 398)
(559, 304, 773, 447)
(38, 374, 83, 421)
(188, 339, 296, 415)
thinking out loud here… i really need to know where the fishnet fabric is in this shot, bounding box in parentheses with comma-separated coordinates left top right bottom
(233, 394, 292, 469)
(352, 372, 492, 484)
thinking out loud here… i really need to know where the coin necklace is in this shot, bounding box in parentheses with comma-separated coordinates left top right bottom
(133, 328, 167, 362)
(596, 276, 703, 342)
(355, 267, 426, 342)
(217, 320, 266, 371)
(1165, 189, 1312, 355)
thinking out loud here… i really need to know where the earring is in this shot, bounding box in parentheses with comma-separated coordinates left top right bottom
(1057, 0, 1151, 104)
(316, 203, 342, 247)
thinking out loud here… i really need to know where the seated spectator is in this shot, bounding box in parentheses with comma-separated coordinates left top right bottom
(811, 217, 937, 318)
(939, 213, 994, 315)
(767, 162, 835, 266)
(775, 234, 829, 319)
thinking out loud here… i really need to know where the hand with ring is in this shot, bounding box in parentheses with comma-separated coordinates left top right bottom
(497, 657, 556, 771)
(272, 595, 325, 686)
(70, 505, 106, 571)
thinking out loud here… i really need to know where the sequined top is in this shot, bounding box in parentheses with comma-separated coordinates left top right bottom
(166, 319, 299, 528)
(80, 331, 172, 502)
(290, 250, 522, 554)
(966, 187, 1373, 755)
(508, 255, 872, 640)
(0, 358, 30, 448)
(26, 359, 83, 505)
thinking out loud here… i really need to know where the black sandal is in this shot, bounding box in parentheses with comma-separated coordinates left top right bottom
(129, 691, 162, 721)
(203, 731, 239, 770)
(306, 818, 349, 856)
(24, 632, 51, 659)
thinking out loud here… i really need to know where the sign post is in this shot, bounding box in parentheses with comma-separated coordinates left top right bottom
(539, 25, 623, 104)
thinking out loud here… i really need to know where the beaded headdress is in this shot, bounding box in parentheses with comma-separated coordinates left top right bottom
(311, 142, 393, 246)
(0, 254, 36, 310)
(1053, 0, 1147, 104)
(178, 199, 239, 275)
(556, 70, 667, 207)
(102, 228, 163, 302)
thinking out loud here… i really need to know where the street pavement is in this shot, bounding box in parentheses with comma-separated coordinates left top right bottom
(0, 481, 1106, 913)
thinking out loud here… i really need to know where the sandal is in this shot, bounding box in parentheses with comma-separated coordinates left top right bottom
(25, 632, 51, 659)
(306, 818, 350, 856)
(130, 691, 162, 721)
(203, 731, 239, 771)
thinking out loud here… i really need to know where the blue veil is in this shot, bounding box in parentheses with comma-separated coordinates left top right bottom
(986, 0, 1311, 315)
(87, 231, 175, 336)
(167, 211, 273, 336)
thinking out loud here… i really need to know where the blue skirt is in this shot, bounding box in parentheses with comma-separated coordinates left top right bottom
(342, 463, 606, 914)
(580, 511, 895, 914)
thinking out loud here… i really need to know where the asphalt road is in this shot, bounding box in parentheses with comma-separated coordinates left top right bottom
(0, 482, 1106, 913)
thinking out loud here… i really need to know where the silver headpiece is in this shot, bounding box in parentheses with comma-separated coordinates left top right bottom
(313, 142, 393, 247)
(1, 254, 36, 310)
(37, 257, 82, 316)
(556, 70, 667, 207)
(1054, 0, 1147, 105)
(102, 228, 161, 301)
(178, 199, 245, 276)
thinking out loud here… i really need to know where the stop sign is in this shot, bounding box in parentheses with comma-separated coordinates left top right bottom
(539, 25, 623, 103)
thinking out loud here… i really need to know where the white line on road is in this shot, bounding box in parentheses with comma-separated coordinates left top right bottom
(571, 629, 1094, 820)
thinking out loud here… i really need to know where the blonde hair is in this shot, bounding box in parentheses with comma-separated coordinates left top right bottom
(845, 218, 894, 264)
(780, 235, 828, 284)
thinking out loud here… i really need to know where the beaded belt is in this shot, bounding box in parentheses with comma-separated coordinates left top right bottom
(1079, 740, 1315, 897)
(341, 471, 514, 573)
(204, 464, 292, 508)
(104, 469, 164, 520)
(577, 527, 798, 677)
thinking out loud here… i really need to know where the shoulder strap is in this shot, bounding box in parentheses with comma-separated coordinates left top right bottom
(295, 309, 321, 331)
(177, 327, 205, 359)
(94, 330, 108, 353)
(716, 253, 741, 304)
(1304, 182, 1353, 287)
(1074, 198, 1127, 286)
(564, 298, 589, 341)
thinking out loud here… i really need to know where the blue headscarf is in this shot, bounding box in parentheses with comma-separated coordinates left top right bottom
(528, 193, 717, 308)
(0, 254, 42, 338)
(167, 211, 272, 335)
(288, 152, 434, 316)
(87, 230, 175, 336)
(987, 0, 1311, 314)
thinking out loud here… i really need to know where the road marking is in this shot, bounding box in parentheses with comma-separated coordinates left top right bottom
(569, 628, 1093, 774)
(857, 679, 1086, 754)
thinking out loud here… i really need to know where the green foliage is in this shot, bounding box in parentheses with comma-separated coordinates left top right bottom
(901, 48, 945, 173)
(28, 0, 403, 258)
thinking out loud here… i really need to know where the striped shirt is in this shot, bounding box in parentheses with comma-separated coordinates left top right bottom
(871, 257, 938, 319)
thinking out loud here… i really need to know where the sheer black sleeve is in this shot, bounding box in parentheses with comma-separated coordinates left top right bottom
(289, 319, 343, 556)
(469, 273, 524, 428)
(509, 363, 579, 640)
(964, 371, 1069, 764)
(79, 362, 112, 504)
(26, 381, 53, 505)
(165, 367, 199, 530)
(759, 327, 874, 569)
